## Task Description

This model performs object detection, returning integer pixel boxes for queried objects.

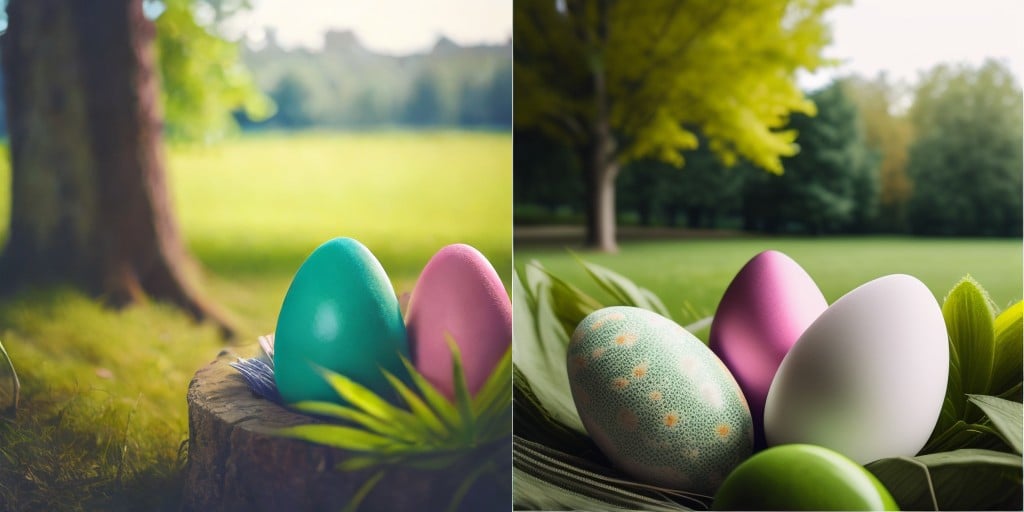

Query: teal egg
[568,306,754,495]
[273,238,409,405]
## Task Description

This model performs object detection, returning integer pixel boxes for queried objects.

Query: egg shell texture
[273,238,409,405]
[406,244,511,399]
[765,274,949,464]
[568,306,754,495]
[709,250,827,448]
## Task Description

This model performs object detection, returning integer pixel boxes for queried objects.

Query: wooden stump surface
[182,350,508,512]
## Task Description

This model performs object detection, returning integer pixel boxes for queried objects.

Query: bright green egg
[273,237,409,405]
[713,444,899,511]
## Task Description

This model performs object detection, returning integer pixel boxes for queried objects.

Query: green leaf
[937,278,995,425]
[991,301,1023,396]
[380,370,448,439]
[922,418,1007,454]
[575,256,671,318]
[968,395,1023,454]
[289,400,421,443]
[446,335,476,439]
[399,356,461,430]
[543,267,605,338]
[512,265,584,432]
[942,276,997,396]
[315,367,431,437]
[471,348,513,443]
[278,424,397,452]
[866,449,1023,511]
[937,330,965,433]
[472,347,512,417]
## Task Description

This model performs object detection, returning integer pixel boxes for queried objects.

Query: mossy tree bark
[0,0,234,337]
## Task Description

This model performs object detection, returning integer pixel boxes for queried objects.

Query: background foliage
[515,59,1023,237]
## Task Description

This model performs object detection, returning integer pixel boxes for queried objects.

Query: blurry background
[514,0,1022,322]
[0,0,510,509]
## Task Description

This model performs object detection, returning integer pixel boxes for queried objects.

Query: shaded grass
[0,130,512,510]
[0,290,224,511]
[516,237,1023,324]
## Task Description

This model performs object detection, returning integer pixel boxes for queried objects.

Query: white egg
[764,274,949,464]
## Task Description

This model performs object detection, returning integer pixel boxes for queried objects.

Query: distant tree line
[0,30,511,137]
[515,60,1023,237]
[237,30,512,130]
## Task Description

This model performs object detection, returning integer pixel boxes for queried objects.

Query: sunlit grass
[0,130,512,510]
[516,237,1023,323]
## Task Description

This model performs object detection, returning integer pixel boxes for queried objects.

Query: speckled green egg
[568,306,754,495]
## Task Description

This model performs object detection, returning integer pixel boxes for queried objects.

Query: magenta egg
[406,244,511,399]
[709,250,827,448]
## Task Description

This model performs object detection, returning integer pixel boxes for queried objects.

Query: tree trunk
[583,147,619,253]
[582,45,619,252]
[0,0,235,337]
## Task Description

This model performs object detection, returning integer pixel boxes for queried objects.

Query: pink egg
[709,250,827,448]
[406,244,511,399]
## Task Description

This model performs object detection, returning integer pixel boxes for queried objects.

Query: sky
[226,0,512,55]
[799,0,1024,89]
[228,0,1021,86]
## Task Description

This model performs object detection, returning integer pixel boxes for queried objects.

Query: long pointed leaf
[447,335,476,438]
[278,424,397,452]
[289,400,421,443]
[512,265,584,432]
[472,347,512,416]
[400,356,461,429]
[542,267,605,338]
[574,255,671,317]
[381,370,448,439]
[315,367,424,428]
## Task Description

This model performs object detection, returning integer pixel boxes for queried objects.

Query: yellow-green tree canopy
[515,0,840,172]
[154,0,272,141]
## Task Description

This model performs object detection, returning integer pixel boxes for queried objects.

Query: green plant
[513,257,1023,511]
[277,339,512,512]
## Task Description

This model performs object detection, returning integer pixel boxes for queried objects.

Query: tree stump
[183,351,508,511]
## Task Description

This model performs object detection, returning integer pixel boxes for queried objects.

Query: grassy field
[0,131,512,511]
[516,237,1023,325]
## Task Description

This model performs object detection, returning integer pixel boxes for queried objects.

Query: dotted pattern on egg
[568,306,754,495]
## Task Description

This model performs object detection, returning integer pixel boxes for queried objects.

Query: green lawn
[0,130,512,511]
[516,237,1023,325]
